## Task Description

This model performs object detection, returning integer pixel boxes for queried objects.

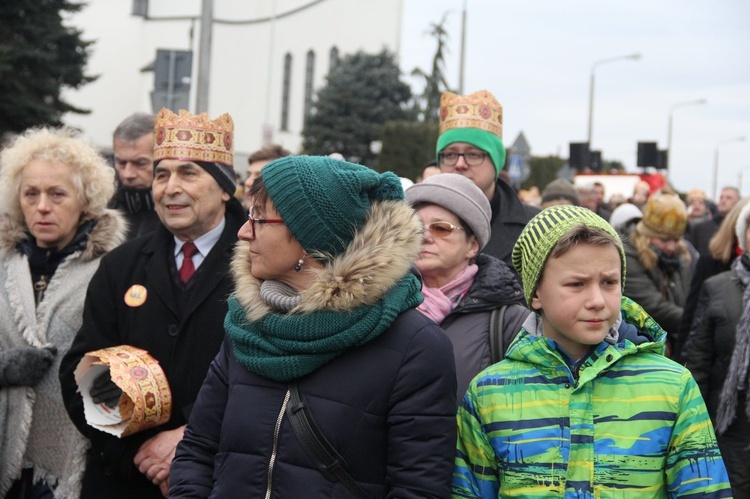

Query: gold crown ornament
[439,90,503,138]
[637,194,688,239]
[153,109,234,166]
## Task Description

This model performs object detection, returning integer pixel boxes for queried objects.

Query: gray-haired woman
[406,173,529,400]
[0,128,126,498]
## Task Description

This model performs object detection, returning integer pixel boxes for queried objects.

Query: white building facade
[63,0,403,173]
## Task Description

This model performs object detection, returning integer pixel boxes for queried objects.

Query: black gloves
[90,370,123,408]
[0,347,56,387]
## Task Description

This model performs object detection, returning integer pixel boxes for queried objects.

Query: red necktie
[179,242,198,282]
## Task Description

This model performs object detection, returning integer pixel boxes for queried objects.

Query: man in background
[436,89,538,267]
[110,113,160,240]
[241,144,291,210]
[688,186,741,257]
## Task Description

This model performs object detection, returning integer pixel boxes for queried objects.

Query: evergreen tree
[302,50,415,167]
[0,0,95,138]
[522,155,567,191]
[410,14,453,123]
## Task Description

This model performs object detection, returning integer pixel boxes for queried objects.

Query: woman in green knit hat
[170,155,457,498]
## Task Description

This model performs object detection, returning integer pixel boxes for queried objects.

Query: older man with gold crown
[59,109,246,498]
[437,90,538,267]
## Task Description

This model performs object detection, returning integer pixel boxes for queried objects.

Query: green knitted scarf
[225,273,423,382]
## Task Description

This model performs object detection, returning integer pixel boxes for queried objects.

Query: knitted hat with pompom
[261,155,405,256]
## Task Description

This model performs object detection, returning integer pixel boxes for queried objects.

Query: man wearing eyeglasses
[436,90,538,268]
[59,109,245,499]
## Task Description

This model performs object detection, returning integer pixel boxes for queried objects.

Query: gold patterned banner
[74,345,172,438]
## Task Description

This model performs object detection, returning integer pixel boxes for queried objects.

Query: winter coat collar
[0,209,127,262]
[232,200,423,321]
[506,297,667,371]
[451,253,524,315]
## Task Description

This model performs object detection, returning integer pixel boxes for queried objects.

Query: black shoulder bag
[489,305,508,364]
[286,383,369,498]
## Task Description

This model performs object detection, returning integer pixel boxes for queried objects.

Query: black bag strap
[489,305,508,364]
[286,383,369,499]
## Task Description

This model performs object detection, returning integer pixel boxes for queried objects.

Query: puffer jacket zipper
[265,389,291,499]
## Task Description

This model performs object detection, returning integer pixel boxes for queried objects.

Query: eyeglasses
[423,221,465,238]
[438,151,487,167]
[248,207,284,238]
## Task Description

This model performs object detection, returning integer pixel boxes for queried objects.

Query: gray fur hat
[405,173,491,249]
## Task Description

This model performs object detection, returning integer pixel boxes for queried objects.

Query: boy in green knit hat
[453,205,730,498]
[436,90,537,268]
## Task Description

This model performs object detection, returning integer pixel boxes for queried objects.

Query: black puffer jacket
[684,270,743,418]
[438,253,529,400]
[171,310,456,498]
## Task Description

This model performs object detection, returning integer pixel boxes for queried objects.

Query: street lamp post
[713,136,746,199]
[737,167,750,193]
[587,53,641,148]
[666,98,706,180]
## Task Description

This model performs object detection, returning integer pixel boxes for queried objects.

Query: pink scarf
[418,264,479,324]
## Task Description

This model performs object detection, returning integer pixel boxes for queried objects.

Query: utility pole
[458,0,467,94]
[196,0,213,113]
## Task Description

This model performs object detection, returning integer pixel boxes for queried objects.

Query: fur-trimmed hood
[0,209,128,261]
[232,200,423,321]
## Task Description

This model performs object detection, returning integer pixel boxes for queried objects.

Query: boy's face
[531,243,622,360]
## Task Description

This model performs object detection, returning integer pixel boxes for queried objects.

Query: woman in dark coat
[676,197,749,362]
[170,156,457,498]
[622,194,693,357]
[685,200,750,497]
[405,173,528,400]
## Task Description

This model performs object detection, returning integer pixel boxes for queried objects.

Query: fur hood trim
[232,200,422,321]
[0,209,128,261]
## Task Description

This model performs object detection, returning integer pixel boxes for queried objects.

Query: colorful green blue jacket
[453,297,731,498]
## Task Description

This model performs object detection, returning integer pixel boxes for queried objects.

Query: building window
[281,53,292,131]
[329,46,339,72]
[304,50,315,122]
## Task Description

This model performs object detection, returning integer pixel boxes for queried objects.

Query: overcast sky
[399,0,750,197]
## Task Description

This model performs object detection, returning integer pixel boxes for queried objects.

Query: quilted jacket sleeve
[386,322,457,498]
[170,338,231,497]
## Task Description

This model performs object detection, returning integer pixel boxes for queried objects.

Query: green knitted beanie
[261,155,405,256]
[436,128,506,179]
[512,205,626,307]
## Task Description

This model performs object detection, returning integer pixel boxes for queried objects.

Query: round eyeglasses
[438,151,488,167]
[248,207,284,238]
[423,221,465,238]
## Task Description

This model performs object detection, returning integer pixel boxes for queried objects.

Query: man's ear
[221,191,231,202]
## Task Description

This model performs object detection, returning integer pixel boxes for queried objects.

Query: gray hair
[0,127,115,223]
[113,113,155,142]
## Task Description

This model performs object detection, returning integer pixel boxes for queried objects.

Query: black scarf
[653,247,682,274]
[18,220,94,304]
[119,187,155,214]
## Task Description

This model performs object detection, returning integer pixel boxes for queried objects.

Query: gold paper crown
[439,90,503,138]
[153,108,234,166]
[637,194,687,239]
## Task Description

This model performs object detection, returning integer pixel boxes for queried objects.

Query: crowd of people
[0,87,742,498]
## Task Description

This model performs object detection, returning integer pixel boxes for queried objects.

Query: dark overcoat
[59,198,245,498]
[484,178,539,269]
